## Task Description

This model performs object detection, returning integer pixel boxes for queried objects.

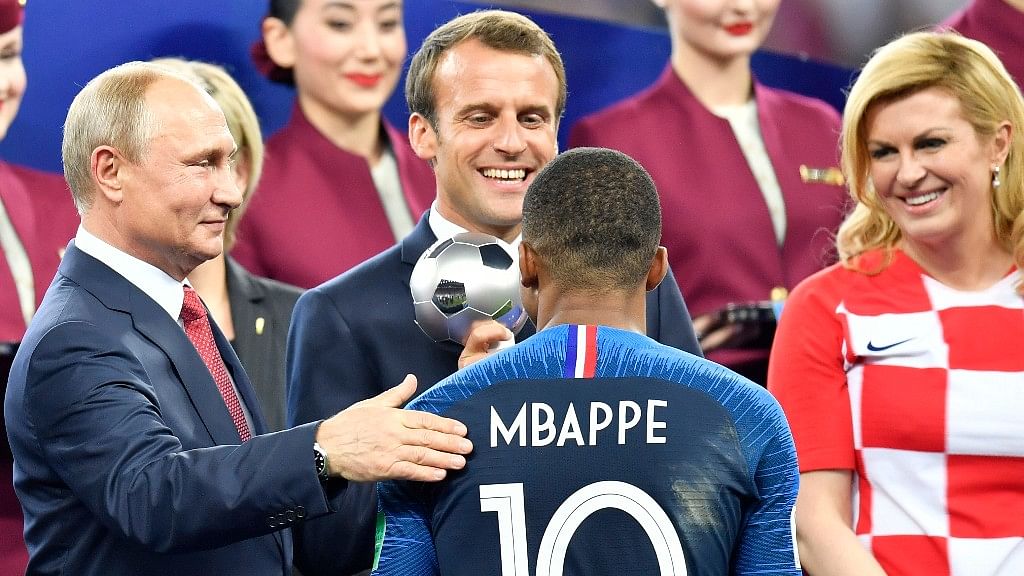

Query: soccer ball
[410,232,529,345]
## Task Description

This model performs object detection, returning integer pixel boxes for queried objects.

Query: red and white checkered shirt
[770,249,1024,575]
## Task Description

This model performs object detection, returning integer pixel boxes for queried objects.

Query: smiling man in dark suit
[4,61,471,576]
[286,10,702,576]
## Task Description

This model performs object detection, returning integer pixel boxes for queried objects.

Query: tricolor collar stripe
[564,325,598,378]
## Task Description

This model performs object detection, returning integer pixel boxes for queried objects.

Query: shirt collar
[427,202,522,252]
[75,226,188,321]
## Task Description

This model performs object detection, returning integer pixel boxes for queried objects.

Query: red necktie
[180,285,252,442]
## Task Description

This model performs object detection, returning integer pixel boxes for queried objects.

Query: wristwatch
[313,442,330,483]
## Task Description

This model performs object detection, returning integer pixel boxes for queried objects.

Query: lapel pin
[255,317,265,336]
[799,165,845,186]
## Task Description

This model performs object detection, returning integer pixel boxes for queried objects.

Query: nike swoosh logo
[866,338,914,352]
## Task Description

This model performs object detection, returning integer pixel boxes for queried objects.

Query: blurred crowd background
[0,0,972,174]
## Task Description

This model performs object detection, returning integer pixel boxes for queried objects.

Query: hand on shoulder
[315,375,473,482]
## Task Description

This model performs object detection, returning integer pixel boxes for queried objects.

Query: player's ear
[519,242,539,289]
[519,242,540,324]
[409,113,439,163]
[645,246,669,292]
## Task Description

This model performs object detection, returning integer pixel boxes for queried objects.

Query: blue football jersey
[373,325,800,576]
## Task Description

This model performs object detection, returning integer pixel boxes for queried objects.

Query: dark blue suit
[286,213,701,575]
[5,243,334,576]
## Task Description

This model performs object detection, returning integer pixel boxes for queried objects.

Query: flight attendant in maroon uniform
[0,0,79,571]
[942,0,1024,88]
[236,0,435,288]
[570,0,848,384]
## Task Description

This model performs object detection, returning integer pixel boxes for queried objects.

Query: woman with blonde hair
[155,57,302,433]
[769,31,1024,575]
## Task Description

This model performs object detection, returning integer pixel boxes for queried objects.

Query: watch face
[314,444,328,480]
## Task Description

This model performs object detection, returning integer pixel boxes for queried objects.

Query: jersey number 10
[479,481,688,576]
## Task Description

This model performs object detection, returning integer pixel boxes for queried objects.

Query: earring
[993,165,1002,189]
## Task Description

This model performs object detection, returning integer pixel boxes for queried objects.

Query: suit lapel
[61,244,245,446]
[224,257,262,383]
[209,312,269,436]
[400,212,439,267]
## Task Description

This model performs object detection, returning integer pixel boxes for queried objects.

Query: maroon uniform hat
[0,0,23,34]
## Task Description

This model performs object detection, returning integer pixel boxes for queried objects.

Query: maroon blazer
[943,0,1023,87]
[570,66,848,370]
[0,161,78,343]
[232,105,436,289]
[0,160,77,575]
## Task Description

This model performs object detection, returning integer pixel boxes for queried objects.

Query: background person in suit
[286,10,702,576]
[0,1,80,572]
[570,0,849,385]
[156,57,303,432]
[233,0,436,288]
[4,61,471,576]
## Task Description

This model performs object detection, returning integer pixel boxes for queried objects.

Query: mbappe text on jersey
[490,400,668,447]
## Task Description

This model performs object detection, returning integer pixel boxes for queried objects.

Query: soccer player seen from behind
[372,147,801,576]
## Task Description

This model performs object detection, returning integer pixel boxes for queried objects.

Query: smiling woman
[232,0,437,288]
[863,87,1009,264]
[768,31,1024,576]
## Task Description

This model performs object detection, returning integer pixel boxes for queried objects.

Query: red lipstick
[725,22,754,36]
[345,74,381,88]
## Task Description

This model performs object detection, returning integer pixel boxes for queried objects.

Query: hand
[459,320,514,370]
[692,313,738,354]
[315,375,473,482]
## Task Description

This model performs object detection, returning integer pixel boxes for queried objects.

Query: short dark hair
[522,147,662,291]
[405,10,567,129]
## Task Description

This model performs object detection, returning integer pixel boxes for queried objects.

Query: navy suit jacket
[5,243,334,576]
[286,213,701,575]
